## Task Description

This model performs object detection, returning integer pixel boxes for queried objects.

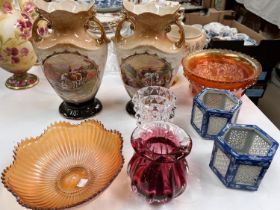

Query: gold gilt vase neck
[33,0,94,14]
[37,9,92,32]
[33,0,96,27]
[32,0,108,50]
[126,11,178,36]
[123,0,180,16]
[114,0,185,51]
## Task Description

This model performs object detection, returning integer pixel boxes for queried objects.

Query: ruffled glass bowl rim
[1,120,124,210]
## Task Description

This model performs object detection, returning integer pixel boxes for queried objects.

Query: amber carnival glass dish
[182,49,262,97]
[1,120,124,210]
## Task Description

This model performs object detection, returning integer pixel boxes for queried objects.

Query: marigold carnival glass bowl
[1,120,124,210]
[182,49,262,97]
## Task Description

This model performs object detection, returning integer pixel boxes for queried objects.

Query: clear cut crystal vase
[132,86,176,125]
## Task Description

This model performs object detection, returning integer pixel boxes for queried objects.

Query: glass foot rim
[5,73,39,90]
[59,98,103,120]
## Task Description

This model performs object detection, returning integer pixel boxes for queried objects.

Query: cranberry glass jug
[128,121,192,204]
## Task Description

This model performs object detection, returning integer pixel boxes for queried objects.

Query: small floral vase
[0,0,38,90]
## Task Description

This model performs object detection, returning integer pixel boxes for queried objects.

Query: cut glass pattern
[133,86,176,125]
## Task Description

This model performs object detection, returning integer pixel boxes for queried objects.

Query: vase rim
[123,0,180,16]
[131,121,192,162]
[33,0,95,14]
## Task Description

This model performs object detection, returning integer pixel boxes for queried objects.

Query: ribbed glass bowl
[182,49,262,97]
[1,120,124,210]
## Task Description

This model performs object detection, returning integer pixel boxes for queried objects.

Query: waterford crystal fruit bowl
[2,120,124,210]
[182,49,262,97]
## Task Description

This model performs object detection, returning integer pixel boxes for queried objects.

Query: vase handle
[31,15,52,43]
[166,19,185,48]
[115,12,135,43]
[86,15,109,45]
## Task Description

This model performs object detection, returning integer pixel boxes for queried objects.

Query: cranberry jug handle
[86,15,109,45]
[115,12,135,43]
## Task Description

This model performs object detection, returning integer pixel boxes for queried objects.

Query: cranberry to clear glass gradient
[128,121,192,204]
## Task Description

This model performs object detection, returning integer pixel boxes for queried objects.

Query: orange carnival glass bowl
[1,120,124,210]
[182,49,262,97]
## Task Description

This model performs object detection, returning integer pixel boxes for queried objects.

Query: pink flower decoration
[11,56,20,64]
[23,1,35,14]
[37,26,49,37]
[3,1,13,14]
[4,48,11,56]
[20,30,30,40]
[11,48,19,56]
[20,48,29,56]
[21,12,31,20]
[4,48,19,56]
[16,14,33,40]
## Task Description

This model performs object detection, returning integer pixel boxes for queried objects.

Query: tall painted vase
[31,0,109,120]
[113,0,185,115]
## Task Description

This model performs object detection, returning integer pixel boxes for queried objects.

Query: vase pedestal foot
[59,98,102,120]
[5,73,39,90]
[126,100,135,116]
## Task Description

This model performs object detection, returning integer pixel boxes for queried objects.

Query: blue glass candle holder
[191,88,242,139]
[209,124,279,191]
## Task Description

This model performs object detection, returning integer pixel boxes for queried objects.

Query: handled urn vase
[0,0,38,90]
[112,0,185,115]
[31,0,109,120]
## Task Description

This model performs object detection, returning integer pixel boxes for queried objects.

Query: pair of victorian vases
[1,0,186,119]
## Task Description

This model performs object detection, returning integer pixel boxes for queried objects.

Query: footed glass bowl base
[59,98,102,120]
[126,100,135,116]
[5,73,39,90]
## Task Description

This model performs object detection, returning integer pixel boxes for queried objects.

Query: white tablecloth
[236,0,280,28]
[0,64,280,210]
